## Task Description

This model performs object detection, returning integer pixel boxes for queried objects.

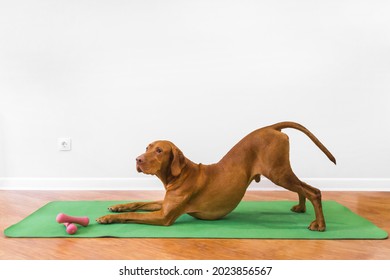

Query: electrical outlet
[58,138,72,151]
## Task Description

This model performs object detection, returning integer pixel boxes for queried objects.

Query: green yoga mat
[4,200,388,239]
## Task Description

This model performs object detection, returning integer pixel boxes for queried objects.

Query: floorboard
[1,190,389,260]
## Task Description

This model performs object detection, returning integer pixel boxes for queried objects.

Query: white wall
[1,0,389,190]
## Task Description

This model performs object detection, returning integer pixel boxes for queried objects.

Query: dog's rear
[270,122,336,164]
[246,122,336,231]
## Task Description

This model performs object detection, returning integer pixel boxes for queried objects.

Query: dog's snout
[136,156,144,163]
[135,155,145,173]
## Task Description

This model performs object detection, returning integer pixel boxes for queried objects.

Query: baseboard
[0,178,163,191]
[0,177,389,191]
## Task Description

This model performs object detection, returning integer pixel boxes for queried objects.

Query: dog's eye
[156,147,163,154]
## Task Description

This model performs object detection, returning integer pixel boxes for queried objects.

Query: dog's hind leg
[268,172,306,213]
[298,181,326,231]
[267,170,326,231]
[291,193,306,213]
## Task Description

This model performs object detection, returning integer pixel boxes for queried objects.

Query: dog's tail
[270,122,336,165]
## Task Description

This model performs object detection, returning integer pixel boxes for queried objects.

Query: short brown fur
[97,122,336,231]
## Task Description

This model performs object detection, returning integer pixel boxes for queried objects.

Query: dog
[96,122,336,231]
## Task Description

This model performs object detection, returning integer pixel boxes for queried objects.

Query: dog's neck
[156,171,171,187]
[156,160,198,187]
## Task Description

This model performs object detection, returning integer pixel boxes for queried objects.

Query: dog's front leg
[96,210,178,226]
[108,201,163,212]
[96,198,185,226]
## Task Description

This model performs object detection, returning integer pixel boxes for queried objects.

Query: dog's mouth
[136,164,156,176]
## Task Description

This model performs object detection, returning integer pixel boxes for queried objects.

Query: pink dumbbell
[64,223,78,235]
[56,213,90,227]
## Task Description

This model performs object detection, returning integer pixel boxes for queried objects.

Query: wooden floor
[0,190,389,260]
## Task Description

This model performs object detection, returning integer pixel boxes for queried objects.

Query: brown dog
[97,122,336,231]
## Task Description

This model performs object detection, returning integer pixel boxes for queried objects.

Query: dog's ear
[170,145,186,177]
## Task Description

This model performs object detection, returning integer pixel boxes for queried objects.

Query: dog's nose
[136,156,143,163]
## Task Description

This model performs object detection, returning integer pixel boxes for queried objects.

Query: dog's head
[136,140,187,179]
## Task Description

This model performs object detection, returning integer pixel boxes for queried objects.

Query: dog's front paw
[108,204,128,212]
[96,215,114,224]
